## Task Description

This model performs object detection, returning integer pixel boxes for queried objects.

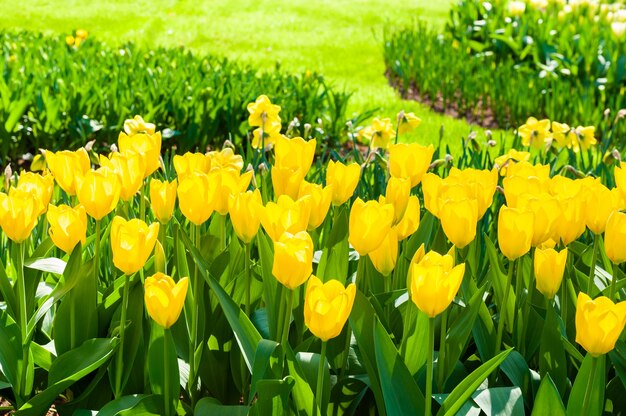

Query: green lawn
[0,0,495,148]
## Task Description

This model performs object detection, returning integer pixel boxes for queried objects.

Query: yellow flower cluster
[518,117,597,152]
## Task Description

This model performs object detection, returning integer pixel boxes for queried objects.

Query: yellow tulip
[75,168,121,220]
[99,151,146,201]
[517,193,560,247]
[421,172,443,216]
[326,160,360,206]
[518,117,551,149]
[110,216,160,275]
[439,198,478,249]
[144,273,189,329]
[47,204,87,254]
[409,251,465,318]
[150,179,177,224]
[583,180,621,235]
[0,191,39,243]
[118,128,162,178]
[271,165,307,200]
[45,148,91,195]
[124,115,155,135]
[304,275,356,341]
[388,143,434,187]
[503,176,548,208]
[395,195,420,241]
[173,152,211,178]
[177,171,221,225]
[229,189,262,244]
[506,160,551,181]
[498,206,534,261]
[259,195,311,242]
[534,247,567,299]
[385,177,411,224]
[494,149,530,176]
[247,95,281,127]
[605,211,626,264]
[575,292,626,356]
[214,169,253,215]
[369,227,398,276]
[15,171,54,215]
[207,148,244,172]
[446,168,497,219]
[298,181,333,230]
[274,136,316,174]
[348,198,394,255]
[549,175,583,199]
[272,231,314,289]
[553,196,586,246]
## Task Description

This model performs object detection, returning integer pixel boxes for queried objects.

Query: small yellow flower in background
[359,118,395,150]
[173,152,211,178]
[389,143,434,187]
[124,115,155,136]
[272,231,314,289]
[259,195,311,242]
[0,191,39,243]
[304,275,356,341]
[118,116,162,178]
[30,154,46,172]
[369,227,398,276]
[251,126,282,149]
[508,0,526,16]
[66,35,75,47]
[534,247,567,299]
[247,95,281,127]
[208,148,244,172]
[214,169,253,215]
[575,292,626,356]
[612,21,626,38]
[551,121,574,150]
[395,195,420,241]
[150,178,177,224]
[298,181,333,230]
[15,172,54,215]
[409,250,465,318]
[498,206,534,261]
[75,29,88,40]
[45,148,91,195]
[348,198,394,255]
[605,210,626,264]
[573,126,597,152]
[144,273,189,329]
[518,117,552,149]
[47,204,87,254]
[326,160,360,206]
[177,171,221,225]
[494,148,530,176]
[439,198,478,249]
[110,216,160,276]
[385,177,411,224]
[100,151,146,201]
[397,112,422,135]
[75,168,121,221]
[229,189,262,244]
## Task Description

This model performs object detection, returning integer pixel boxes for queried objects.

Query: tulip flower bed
[1,94,626,416]
[0,30,358,164]
[384,0,626,135]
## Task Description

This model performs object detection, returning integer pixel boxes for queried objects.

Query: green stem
[188,224,202,406]
[139,179,146,221]
[276,285,286,342]
[159,222,167,273]
[164,328,172,416]
[69,290,76,349]
[245,243,251,316]
[495,259,515,358]
[94,219,101,283]
[587,234,599,294]
[521,249,535,356]
[314,341,328,416]
[610,262,618,301]
[384,274,392,320]
[513,255,524,331]
[437,309,448,392]
[425,317,435,416]
[114,273,130,398]
[581,356,599,416]
[281,289,294,352]
[221,215,227,250]
[16,242,29,401]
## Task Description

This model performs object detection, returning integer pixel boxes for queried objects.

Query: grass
[0,0,497,149]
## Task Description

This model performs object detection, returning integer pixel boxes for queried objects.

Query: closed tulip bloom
[274,136,316,174]
[110,216,160,275]
[549,175,583,199]
[144,273,189,329]
[506,160,551,182]
[395,195,420,241]
[389,143,434,187]
[369,227,398,276]
[503,176,548,208]
[605,211,626,264]
[447,168,497,218]
[150,179,177,224]
[517,194,560,247]
[575,292,626,356]
[208,148,245,173]
[45,148,91,195]
[584,180,621,235]
[439,198,478,249]
[0,191,39,243]
[124,115,155,135]
[173,152,211,178]
[177,171,221,225]
[214,169,253,215]
[118,126,162,178]
[298,181,333,230]
[421,172,443,216]
[326,160,360,206]
[409,251,465,318]
[534,247,567,299]
[259,195,311,241]
[304,275,356,341]
[385,177,411,224]
[75,168,121,220]
[498,206,534,261]
[494,149,530,176]
[229,189,262,244]
[100,151,146,201]
[553,196,586,246]
[348,198,394,255]
[15,171,54,215]
[272,231,314,289]
[272,166,307,200]
[47,204,87,254]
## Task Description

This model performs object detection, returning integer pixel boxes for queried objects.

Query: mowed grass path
[0,0,493,147]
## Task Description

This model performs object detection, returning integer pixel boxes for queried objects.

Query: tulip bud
[395,195,421,241]
[173,152,211,179]
[368,227,398,276]
[575,292,626,356]
[498,206,534,261]
[274,136,316,174]
[298,181,333,230]
[348,198,394,255]
[177,171,221,225]
[259,195,311,242]
[110,216,160,275]
[100,151,146,201]
[0,191,39,243]
[304,275,356,341]
[439,198,478,249]
[150,178,177,224]
[144,273,189,328]
[229,189,262,244]
[47,204,87,254]
[207,147,244,172]
[45,148,91,195]
[534,247,567,299]
[214,170,253,215]
[118,128,162,178]
[75,167,122,221]
[385,177,411,224]
[388,143,434,187]
[326,160,360,206]
[15,172,54,215]
[605,210,626,264]
[272,231,314,289]
[272,166,307,200]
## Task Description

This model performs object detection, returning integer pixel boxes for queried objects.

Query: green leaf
[473,387,524,416]
[316,204,350,283]
[436,349,512,416]
[195,397,249,415]
[256,232,281,340]
[286,346,319,416]
[30,342,55,372]
[296,351,331,414]
[0,256,18,317]
[531,374,565,416]
[500,351,531,407]
[98,394,151,416]
[399,300,430,375]
[566,354,605,416]
[248,339,281,404]
[0,310,21,390]
[253,376,295,416]
[24,257,66,275]
[148,325,179,415]
[539,302,567,395]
